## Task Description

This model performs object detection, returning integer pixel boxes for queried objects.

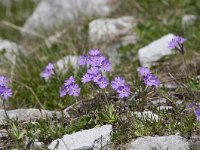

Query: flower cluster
[60,76,81,97]
[138,67,160,87]
[188,102,200,121]
[111,77,130,98]
[168,35,186,54]
[0,76,12,100]
[80,49,112,89]
[41,63,55,80]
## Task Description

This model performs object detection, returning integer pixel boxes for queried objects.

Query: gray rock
[138,33,175,67]
[133,111,159,122]
[89,16,137,44]
[48,125,112,150]
[127,135,190,150]
[0,129,7,139]
[0,109,61,124]
[55,55,79,74]
[157,106,173,111]
[23,0,115,33]
[26,139,44,149]
[182,15,197,28]
[151,98,167,105]
[0,38,23,63]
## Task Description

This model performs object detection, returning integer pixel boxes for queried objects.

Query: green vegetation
[0,0,200,149]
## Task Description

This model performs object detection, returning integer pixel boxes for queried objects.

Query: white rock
[48,125,112,150]
[0,109,61,124]
[138,33,175,67]
[133,111,159,122]
[56,55,79,74]
[157,106,173,111]
[0,38,23,63]
[151,98,167,105]
[23,0,114,33]
[89,16,137,44]
[182,14,197,28]
[127,135,190,150]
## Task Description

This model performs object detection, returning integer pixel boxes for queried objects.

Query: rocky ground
[0,0,200,149]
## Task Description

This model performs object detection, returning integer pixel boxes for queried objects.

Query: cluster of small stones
[0,0,199,149]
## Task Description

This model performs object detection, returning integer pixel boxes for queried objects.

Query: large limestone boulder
[48,125,112,150]
[23,0,115,34]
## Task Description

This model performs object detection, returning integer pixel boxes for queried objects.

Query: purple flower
[117,85,130,98]
[0,76,8,86]
[194,108,200,122]
[97,77,109,89]
[87,67,99,75]
[41,63,55,80]
[68,84,81,97]
[82,73,92,83]
[79,54,88,66]
[168,36,186,49]
[144,74,160,87]
[101,59,112,72]
[188,102,195,109]
[0,86,12,100]
[64,76,75,86]
[111,77,125,90]
[87,55,105,67]
[93,74,102,83]
[89,49,101,56]
[138,67,151,77]
[59,86,69,97]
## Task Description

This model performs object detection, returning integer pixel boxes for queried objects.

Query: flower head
[87,55,105,67]
[68,84,81,97]
[79,54,88,66]
[144,74,160,87]
[0,76,8,86]
[0,86,12,100]
[111,77,125,90]
[138,67,151,77]
[194,108,200,122]
[101,59,112,72]
[117,85,130,98]
[64,76,75,86]
[97,77,109,89]
[87,67,99,75]
[82,73,92,83]
[41,63,55,80]
[89,49,101,56]
[168,35,186,53]
[188,102,195,109]
[59,86,69,97]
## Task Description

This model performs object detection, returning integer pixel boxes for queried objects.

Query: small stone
[26,139,44,149]
[160,83,179,90]
[176,100,183,105]
[0,109,61,124]
[133,111,159,122]
[89,16,137,44]
[127,135,190,150]
[182,14,197,28]
[157,106,173,111]
[48,125,112,150]
[151,98,167,105]
[138,33,175,67]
